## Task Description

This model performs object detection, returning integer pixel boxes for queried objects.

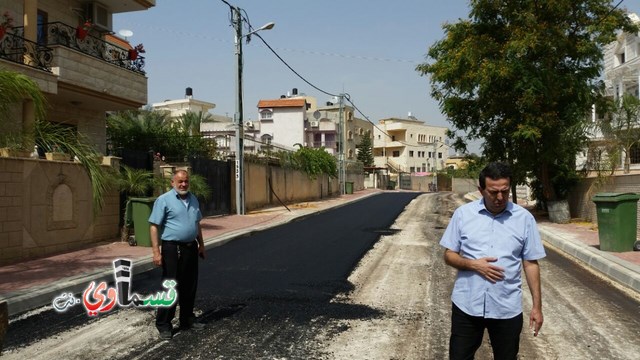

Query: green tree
[292,144,338,179]
[417,0,637,203]
[356,131,374,167]
[176,111,212,136]
[107,109,214,160]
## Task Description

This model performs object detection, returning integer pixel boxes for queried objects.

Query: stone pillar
[23,0,38,67]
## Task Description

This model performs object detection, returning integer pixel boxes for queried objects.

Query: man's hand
[153,251,162,267]
[471,257,505,283]
[530,307,543,336]
[198,243,206,259]
[443,250,504,283]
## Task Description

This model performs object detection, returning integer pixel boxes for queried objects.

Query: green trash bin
[592,192,640,252]
[129,197,157,247]
[345,182,354,194]
[387,180,396,190]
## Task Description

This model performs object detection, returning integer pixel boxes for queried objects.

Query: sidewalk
[1,189,639,319]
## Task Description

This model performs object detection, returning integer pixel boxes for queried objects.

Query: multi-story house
[254,89,374,160]
[309,100,373,160]
[1,0,153,152]
[151,87,215,118]
[582,12,640,172]
[0,1,154,265]
[372,115,449,174]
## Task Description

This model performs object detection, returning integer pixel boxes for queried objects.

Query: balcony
[3,23,145,74]
[1,22,147,107]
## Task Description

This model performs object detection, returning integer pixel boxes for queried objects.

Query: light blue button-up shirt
[440,199,545,319]
[148,188,202,243]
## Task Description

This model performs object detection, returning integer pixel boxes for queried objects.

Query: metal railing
[0,31,53,71]
[7,22,145,74]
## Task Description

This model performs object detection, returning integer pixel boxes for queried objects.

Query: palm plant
[175,111,212,136]
[1,69,111,214]
[116,166,154,242]
[0,69,47,150]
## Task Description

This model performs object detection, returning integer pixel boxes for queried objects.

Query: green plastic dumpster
[345,182,354,194]
[592,193,640,252]
[129,197,157,247]
[387,180,396,190]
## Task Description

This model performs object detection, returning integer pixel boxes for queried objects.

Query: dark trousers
[156,240,199,332]
[449,303,523,360]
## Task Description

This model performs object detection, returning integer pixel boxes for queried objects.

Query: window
[37,10,48,45]
[392,151,400,157]
[260,110,273,120]
[438,152,443,159]
[409,151,414,157]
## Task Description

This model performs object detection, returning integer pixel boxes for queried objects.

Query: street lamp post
[230,5,274,215]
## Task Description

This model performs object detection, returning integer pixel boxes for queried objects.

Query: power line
[220,0,434,150]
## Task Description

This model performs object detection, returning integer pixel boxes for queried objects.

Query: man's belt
[161,240,197,247]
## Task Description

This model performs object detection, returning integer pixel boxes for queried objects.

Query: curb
[539,226,640,293]
[1,191,382,317]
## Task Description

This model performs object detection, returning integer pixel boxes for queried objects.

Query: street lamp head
[246,22,275,37]
[259,22,275,31]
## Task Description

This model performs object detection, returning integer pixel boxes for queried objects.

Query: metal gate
[190,158,231,216]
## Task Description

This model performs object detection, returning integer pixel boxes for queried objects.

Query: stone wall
[0,157,119,266]
[568,174,640,238]
[244,162,343,211]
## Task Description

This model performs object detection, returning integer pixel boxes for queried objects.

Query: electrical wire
[220,0,440,150]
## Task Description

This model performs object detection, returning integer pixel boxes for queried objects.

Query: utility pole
[338,94,345,194]
[232,6,245,215]
[223,0,274,215]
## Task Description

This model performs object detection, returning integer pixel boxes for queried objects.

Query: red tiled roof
[257,99,306,108]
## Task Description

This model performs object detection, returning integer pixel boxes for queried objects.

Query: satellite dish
[313,110,321,120]
[118,29,133,39]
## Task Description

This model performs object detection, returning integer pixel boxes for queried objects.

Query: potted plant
[0,11,14,40]
[76,19,92,40]
[44,144,70,161]
[128,43,145,60]
[0,133,32,158]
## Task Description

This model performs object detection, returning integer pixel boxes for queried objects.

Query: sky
[113,0,640,155]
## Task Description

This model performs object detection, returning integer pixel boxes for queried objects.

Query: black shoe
[180,318,205,331]
[158,328,173,340]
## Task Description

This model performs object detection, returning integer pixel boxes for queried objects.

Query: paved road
[3,192,640,359]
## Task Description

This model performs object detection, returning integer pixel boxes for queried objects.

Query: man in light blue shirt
[440,162,545,359]
[149,170,206,340]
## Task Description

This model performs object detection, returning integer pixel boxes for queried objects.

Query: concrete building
[257,97,308,150]
[372,115,449,174]
[311,100,373,159]
[1,0,153,153]
[0,0,154,265]
[581,12,640,173]
[255,89,374,159]
[151,87,216,118]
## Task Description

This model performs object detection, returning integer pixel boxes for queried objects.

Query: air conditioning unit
[310,121,319,127]
[245,121,254,128]
[86,2,112,31]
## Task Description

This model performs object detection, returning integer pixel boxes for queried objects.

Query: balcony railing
[0,31,53,71]
[6,22,145,74]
